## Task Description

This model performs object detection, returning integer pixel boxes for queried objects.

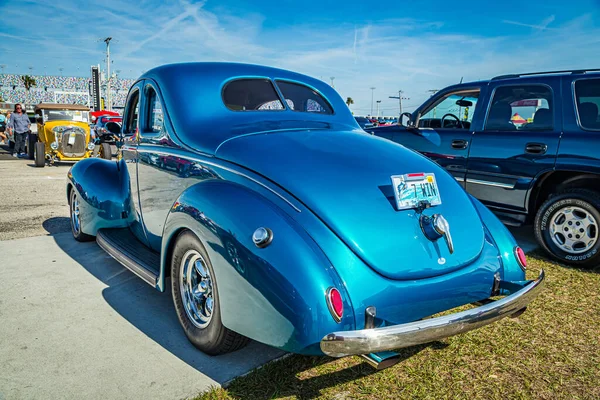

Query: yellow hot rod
[32,103,95,167]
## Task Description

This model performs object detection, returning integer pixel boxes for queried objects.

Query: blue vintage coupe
[67,62,544,368]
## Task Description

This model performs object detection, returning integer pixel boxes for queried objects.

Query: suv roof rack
[491,69,600,81]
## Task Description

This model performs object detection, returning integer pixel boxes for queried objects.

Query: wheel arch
[159,179,354,354]
[66,157,132,236]
[527,170,600,222]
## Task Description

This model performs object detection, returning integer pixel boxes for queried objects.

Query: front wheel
[70,189,94,242]
[34,142,45,167]
[171,230,249,355]
[100,143,112,160]
[534,189,600,268]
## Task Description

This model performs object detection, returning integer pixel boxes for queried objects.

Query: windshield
[42,109,89,123]
[419,90,480,129]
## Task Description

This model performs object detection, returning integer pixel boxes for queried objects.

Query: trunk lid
[216,129,485,280]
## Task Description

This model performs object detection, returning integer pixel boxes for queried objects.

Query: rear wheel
[534,189,600,268]
[34,142,45,167]
[69,189,94,242]
[101,143,112,160]
[171,230,249,355]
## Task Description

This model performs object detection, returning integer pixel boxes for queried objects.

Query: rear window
[575,78,600,130]
[275,81,333,114]
[223,79,284,111]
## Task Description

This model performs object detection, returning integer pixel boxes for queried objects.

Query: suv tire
[171,230,249,355]
[534,189,600,268]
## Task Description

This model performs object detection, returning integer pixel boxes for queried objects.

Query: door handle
[525,143,547,154]
[451,139,468,149]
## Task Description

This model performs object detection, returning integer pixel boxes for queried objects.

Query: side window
[124,90,140,134]
[222,79,284,111]
[145,86,164,134]
[574,78,600,130]
[419,89,480,129]
[275,81,333,114]
[485,85,553,131]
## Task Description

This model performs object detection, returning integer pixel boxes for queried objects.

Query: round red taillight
[515,246,527,271]
[326,287,343,323]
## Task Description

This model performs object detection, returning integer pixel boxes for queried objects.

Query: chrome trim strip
[466,178,514,189]
[134,146,302,213]
[96,231,158,287]
[454,176,465,182]
[320,270,545,357]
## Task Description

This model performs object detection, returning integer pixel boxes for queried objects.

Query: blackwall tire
[69,189,94,242]
[534,189,600,268]
[101,143,112,160]
[34,142,45,168]
[171,230,249,355]
[27,134,36,160]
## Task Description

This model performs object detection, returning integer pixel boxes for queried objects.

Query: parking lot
[0,148,284,399]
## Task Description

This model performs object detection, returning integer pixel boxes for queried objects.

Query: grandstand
[0,74,135,110]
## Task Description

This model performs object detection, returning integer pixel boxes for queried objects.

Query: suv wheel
[534,189,600,268]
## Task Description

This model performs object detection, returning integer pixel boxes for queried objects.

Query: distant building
[0,74,135,110]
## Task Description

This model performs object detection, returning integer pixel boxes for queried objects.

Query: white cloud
[1,2,599,115]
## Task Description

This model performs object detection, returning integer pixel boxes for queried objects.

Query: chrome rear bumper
[321,270,545,357]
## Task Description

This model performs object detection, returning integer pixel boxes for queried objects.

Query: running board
[96,228,160,287]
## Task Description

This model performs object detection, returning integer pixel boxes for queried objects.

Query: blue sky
[1,0,600,114]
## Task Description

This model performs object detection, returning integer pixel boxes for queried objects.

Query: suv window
[575,78,600,130]
[419,89,479,129]
[145,86,164,134]
[485,85,553,131]
[125,90,140,134]
[275,81,333,114]
[223,79,284,111]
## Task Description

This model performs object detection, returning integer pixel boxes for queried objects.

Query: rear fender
[66,158,133,236]
[161,180,354,354]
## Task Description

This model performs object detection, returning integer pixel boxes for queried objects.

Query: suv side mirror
[399,112,413,127]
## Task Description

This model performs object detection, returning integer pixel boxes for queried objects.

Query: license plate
[68,133,76,145]
[391,173,442,211]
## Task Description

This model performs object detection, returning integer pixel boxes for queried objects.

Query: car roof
[35,103,90,112]
[137,62,357,155]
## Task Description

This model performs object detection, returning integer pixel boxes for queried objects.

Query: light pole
[370,87,376,116]
[376,100,381,118]
[0,64,5,75]
[103,37,113,111]
[59,67,64,76]
[330,76,335,88]
[389,90,410,117]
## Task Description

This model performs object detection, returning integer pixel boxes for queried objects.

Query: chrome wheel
[71,192,81,234]
[550,206,598,254]
[180,250,214,328]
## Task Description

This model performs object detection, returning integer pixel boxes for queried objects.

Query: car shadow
[50,231,285,384]
[227,341,448,399]
[42,216,71,235]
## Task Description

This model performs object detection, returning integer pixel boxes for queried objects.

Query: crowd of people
[0,74,135,108]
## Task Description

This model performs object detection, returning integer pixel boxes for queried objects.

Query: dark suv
[369,69,600,267]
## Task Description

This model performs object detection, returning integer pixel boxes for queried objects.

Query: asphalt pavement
[0,148,540,399]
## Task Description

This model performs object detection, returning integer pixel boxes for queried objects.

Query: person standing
[7,104,30,158]
[0,113,7,144]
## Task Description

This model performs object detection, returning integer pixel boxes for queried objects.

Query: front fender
[66,158,132,236]
[161,180,354,354]
[470,195,525,282]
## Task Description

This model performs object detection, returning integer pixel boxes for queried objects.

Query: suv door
[467,78,562,222]
[120,81,149,245]
[384,86,484,186]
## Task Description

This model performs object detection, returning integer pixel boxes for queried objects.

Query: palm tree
[346,97,354,108]
[21,75,37,91]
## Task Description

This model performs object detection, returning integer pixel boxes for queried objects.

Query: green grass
[197,253,600,400]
